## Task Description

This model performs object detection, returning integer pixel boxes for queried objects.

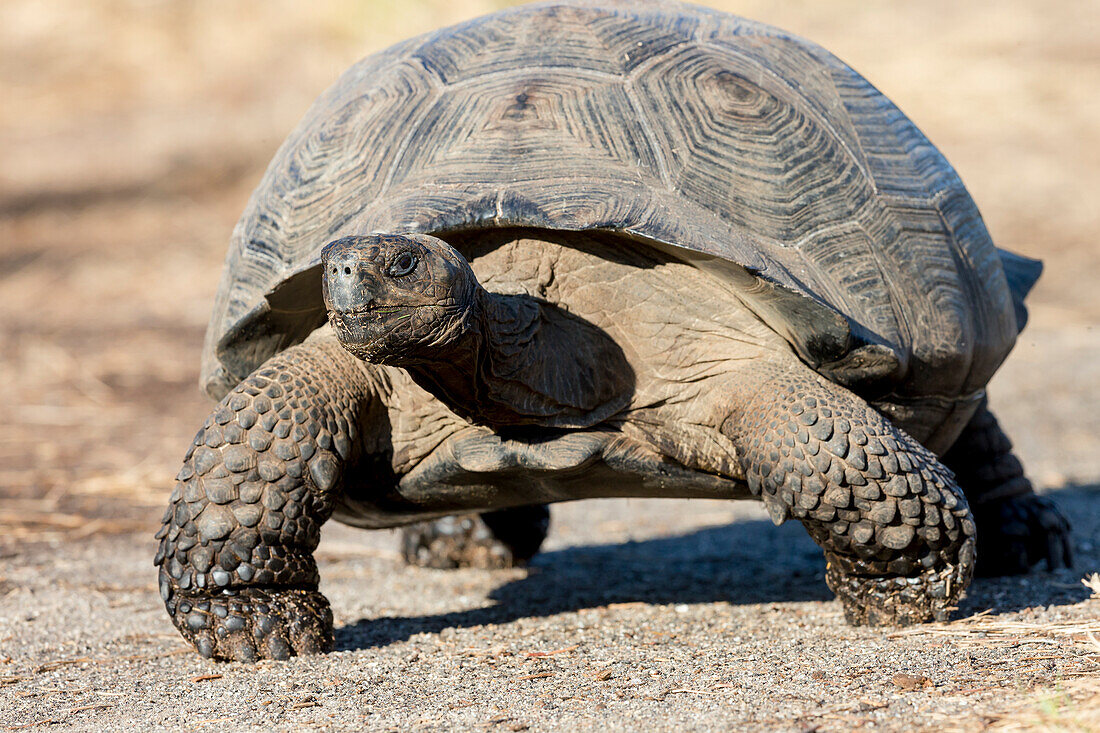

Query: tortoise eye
[388,252,418,277]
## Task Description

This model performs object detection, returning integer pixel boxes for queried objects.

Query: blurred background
[1,0,1097,549]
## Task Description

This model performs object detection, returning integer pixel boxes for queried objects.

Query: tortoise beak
[321,243,378,314]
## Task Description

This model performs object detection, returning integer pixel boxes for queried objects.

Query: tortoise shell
[202,0,1036,444]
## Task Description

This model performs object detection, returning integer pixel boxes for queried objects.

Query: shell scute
[204,0,1027,438]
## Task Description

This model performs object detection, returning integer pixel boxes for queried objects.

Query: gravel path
[2,481,1097,731]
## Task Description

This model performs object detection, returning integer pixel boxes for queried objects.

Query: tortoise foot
[975,493,1072,576]
[402,514,521,569]
[165,581,333,661]
[827,559,971,626]
[401,506,550,569]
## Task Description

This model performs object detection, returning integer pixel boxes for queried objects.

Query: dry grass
[987,679,1100,732]
[890,607,1100,681]
[889,608,1100,645]
[885,599,1100,731]
[1082,574,1100,600]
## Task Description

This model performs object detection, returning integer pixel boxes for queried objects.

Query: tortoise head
[321,233,480,365]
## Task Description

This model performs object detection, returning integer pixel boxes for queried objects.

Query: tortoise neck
[403,287,633,429]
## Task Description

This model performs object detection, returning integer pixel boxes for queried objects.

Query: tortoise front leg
[154,338,385,661]
[722,361,976,626]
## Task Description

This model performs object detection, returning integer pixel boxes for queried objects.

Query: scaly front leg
[155,337,385,660]
[722,360,976,626]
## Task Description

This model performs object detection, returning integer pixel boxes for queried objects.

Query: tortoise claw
[164,581,334,662]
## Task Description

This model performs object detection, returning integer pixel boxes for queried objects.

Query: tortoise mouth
[328,303,421,324]
[328,309,387,361]
[327,304,428,364]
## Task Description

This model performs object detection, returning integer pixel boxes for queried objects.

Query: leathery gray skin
[154,231,1068,661]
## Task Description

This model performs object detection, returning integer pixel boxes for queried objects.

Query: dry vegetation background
[0,0,1098,730]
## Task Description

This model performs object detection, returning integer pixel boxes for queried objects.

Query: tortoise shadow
[335,483,1098,652]
[336,515,830,651]
[956,482,1099,617]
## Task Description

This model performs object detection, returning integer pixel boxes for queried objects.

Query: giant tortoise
[155,0,1070,661]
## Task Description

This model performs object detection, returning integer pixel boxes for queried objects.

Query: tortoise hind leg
[154,337,387,661]
[401,505,551,569]
[941,398,1071,575]
[720,360,976,626]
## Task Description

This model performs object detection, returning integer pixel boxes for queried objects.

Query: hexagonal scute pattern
[204,0,1018,408]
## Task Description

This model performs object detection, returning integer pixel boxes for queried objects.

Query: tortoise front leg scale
[154,338,385,661]
[722,361,977,625]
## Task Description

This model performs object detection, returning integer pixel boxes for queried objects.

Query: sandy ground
[1,0,1099,730]
[1,492,1099,732]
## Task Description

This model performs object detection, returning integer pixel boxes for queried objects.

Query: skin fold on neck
[401,285,635,430]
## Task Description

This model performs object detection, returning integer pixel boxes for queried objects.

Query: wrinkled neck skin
[401,286,632,430]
